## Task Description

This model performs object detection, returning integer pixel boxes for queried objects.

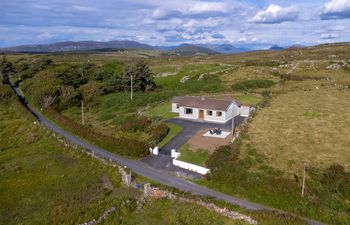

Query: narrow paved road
[9,82,324,225]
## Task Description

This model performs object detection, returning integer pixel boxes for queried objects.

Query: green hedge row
[232,79,275,92]
[45,107,150,158]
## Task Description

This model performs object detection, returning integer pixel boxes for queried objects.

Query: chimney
[201,96,205,101]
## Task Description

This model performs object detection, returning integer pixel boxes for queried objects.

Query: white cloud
[187,2,230,16]
[250,4,299,24]
[151,8,181,20]
[37,32,56,39]
[72,5,96,12]
[321,33,340,39]
[237,37,258,43]
[321,0,350,19]
[238,37,247,43]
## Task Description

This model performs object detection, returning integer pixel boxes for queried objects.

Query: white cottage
[171,96,244,123]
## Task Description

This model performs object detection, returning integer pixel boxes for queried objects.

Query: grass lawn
[158,123,183,147]
[234,94,262,106]
[144,101,177,119]
[178,144,209,167]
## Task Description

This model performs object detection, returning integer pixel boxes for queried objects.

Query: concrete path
[9,81,324,225]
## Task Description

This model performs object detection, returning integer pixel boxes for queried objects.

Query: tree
[56,85,81,110]
[79,81,103,102]
[124,61,157,92]
[57,66,88,88]
[0,56,16,84]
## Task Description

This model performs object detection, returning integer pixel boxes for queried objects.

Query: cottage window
[207,110,213,116]
[185,108,193,115]
[216,111,222,117]
[176,104,179,109]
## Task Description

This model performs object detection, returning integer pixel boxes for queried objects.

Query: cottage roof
[172,96,234,111]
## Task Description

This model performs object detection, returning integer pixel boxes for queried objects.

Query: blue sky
[0,0,350,49]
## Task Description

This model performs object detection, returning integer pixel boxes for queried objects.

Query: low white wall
[173,159,210,175]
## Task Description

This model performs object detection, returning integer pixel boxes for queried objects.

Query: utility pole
[130,75,133,100]
[81,101,85,126]
[231,107,236,140]
[301,162,307,197]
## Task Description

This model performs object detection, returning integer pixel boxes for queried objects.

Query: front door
[199,110,204,119]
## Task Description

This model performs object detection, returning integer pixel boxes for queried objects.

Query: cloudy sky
[1,0,350,49]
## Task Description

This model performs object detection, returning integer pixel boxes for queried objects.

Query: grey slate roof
[172,96,234,111]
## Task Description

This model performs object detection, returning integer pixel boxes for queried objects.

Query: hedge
[44,107,149,158]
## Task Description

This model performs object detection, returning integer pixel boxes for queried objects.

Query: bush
[79,81,104,102]
[149,122,169,146]
[45,107,149,158]
[54,85,81,111]
[232,80,275,92]
[0,84,15,104]
[322,164,350,194]
[207,145,240,173]
[119,116,152,132]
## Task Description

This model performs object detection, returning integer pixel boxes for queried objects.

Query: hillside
[1,40,157,53]
[2,42,350,225]
[165,44,220,56]
[199,44,250,54]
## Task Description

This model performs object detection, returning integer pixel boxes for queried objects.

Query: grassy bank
[158,123,183,147]
[178,144,209,166]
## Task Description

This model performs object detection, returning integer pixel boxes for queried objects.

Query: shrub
[322,164,350,195]
[232,80,275,92]
[79,81,104,102]
[54,85,81,111]
[149,122,169,146]
[0,84,15,104]
[119,116,152,132]
[207,145,240,173]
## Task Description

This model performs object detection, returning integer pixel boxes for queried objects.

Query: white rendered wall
[203,109,226,123]
[179,107,199,120]
[171,103,179,113]
[239,106,251,117]
[173,159,210,175]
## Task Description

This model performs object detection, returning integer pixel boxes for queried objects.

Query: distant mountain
[198,44,250,54]
[165,44,220,56]
[288,44,306,49]
[269,45,285,50]
[156,45,179,51]
[1,40,156,53]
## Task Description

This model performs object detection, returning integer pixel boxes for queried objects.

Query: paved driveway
[142,116,245,176]
[161,116,245,155]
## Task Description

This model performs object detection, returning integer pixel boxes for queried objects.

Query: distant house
[171,96,249,123]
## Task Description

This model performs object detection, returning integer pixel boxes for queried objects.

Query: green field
[0,84,309,225]
[4,43,350,224]
[0,86,134,224]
